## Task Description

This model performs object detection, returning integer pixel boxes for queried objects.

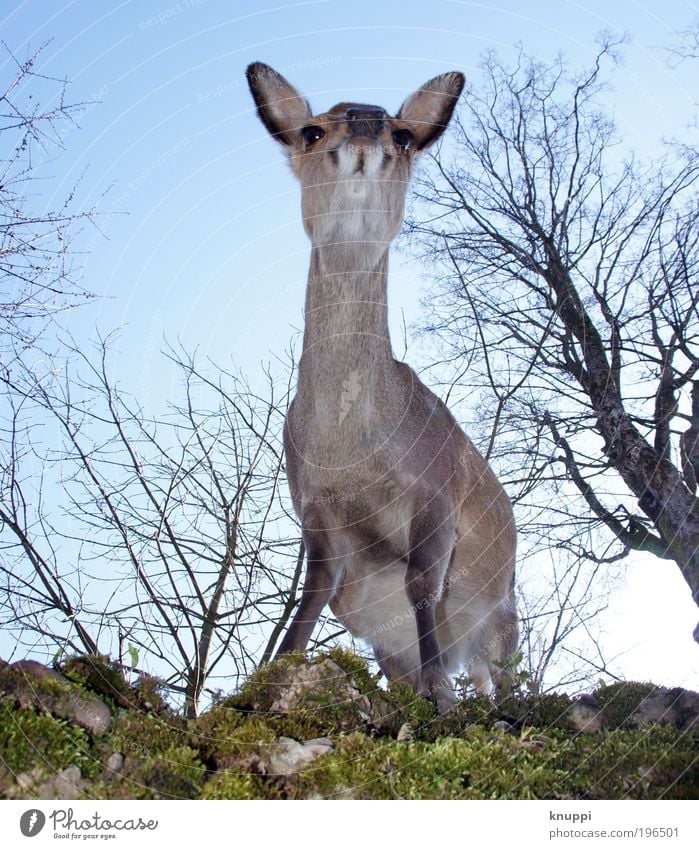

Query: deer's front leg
[277,509,344,655]
[405,501,458,714]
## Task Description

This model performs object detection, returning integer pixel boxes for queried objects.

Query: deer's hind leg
[486,593,519,696]
[405,499,458,714]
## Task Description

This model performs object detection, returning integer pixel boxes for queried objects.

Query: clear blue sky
[2,0,696,395]
[1,0,697,687]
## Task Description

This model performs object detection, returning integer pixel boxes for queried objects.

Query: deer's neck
[300,244,393,371]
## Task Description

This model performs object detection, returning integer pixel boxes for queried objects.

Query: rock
[11,766,89,800]
[48,766,86,799]
[265,736,333,776]
[15,768,43,792]
[396,722,414,742]
[305,736,334,752]
[676,688,699,730]
[11,660,67,683]
[254,658,372,733]
[64,692,112,735]
[35,766,89,800]
[492,719,514,733]
[630,687,699,731]
[106,752,125,773]
[2,658,112,735]
[568,694,606,733]
[270,659,370,714]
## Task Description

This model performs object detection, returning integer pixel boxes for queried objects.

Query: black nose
[345,106,385,137]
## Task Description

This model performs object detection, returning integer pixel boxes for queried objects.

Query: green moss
[291,732,378,799]
[61,655,134,709]
[227,652,306,713]
[107,711,191,760]
[385,681,437,723]
[201,769,275,800]
[134,745,205,799]
[560,725,699,799]
[417,693,496,742]
[2,650,696,800]
[190,703,245,767]
[262,707,334,741]
[594,682,658,729]
[89,745,206,800]
[289,722,697,800]
[322,647,379,696]
[0,698,98,779]
[497,691,574,731]
[0,664,72,702]
[264,694,368,740]
[293,726,568,799]
[195,717,277,771]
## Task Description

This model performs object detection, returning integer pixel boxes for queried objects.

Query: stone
[10,660,67,683]
[36,766,88,800]
[2,658,112,735]
[15,768,42,791]
[631,687,699,731]
[396,722,414,742]
[264,736,334,776]
[12,766,89,800]
[263,658,372,732]
[64,692,112,735]
[106,752,125,773]
[568,694,606,733]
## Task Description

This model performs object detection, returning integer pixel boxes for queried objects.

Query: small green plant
[126,645,139,670]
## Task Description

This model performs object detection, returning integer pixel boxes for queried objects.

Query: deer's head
[247,63,464,257]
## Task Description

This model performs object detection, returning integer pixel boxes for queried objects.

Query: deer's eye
[301,125,325,146]
[392,129,414,151]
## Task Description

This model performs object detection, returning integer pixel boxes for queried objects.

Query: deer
[246,62,518,712]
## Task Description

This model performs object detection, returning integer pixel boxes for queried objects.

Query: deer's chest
[285,379,406,471]
[285,402,416,558]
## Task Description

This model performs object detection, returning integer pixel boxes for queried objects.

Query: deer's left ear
[397,71,465,151]
[247,62,312,147]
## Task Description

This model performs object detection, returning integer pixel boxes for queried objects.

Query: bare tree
[405,40,699,666]
[664,18,699,66]
[0,337,304,715]
[0,44,353,712]
[1,41,100,364]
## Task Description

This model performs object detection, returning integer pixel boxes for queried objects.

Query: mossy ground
[293,724,698,800]
[60,655,169,713]
[1,652,696,800]
[593,681,658,728]
[0,700,97,779]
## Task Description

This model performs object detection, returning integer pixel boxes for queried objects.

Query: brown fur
[247,63,517,711]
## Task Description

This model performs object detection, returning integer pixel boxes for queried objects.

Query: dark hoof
[419,677,458,714]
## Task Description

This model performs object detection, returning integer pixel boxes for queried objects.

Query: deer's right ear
[246,63,312,148]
